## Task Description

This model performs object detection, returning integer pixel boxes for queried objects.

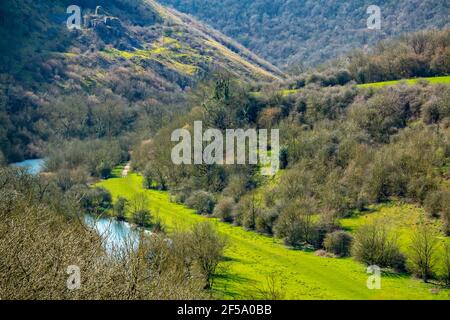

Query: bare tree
[408,221,438,282]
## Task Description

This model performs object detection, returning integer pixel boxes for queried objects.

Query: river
[84,215,141,252]
[11,158,140,251]
[12,159,45,175]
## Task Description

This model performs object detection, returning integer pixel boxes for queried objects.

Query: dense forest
[160,0,450,69]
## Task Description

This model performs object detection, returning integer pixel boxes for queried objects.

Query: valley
[97,173,450,300]
[1,0,450,302]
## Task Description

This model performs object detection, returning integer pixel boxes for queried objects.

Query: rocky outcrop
[83,12,141,50]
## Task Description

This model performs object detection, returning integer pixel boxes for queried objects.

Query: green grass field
[357,75,450,88]
[274,75,450,97]
[96,174,450,300]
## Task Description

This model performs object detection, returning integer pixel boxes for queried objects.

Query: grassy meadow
[97,173,450,300]
[357,75,450,88]
[275,76,450,97]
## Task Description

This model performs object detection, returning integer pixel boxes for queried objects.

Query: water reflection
[84,215,142,252]
[12,159,45,175]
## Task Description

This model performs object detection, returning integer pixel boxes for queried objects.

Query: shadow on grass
[110,165,125,179]
[213,271,255,299]
[221,255,240,263]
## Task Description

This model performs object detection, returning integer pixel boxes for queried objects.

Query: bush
[422,97,450,124]
[255,208,278,235]
[424,190,450,235]
[177,222,227,289]
[213,197,235,222]
[129,193,152,227]
[96,161,112,179]
[79,187,112,215]
[279,146,289,169]
[223,175,248,202]
[443,211,450,236]
[442,243,450,286]
[186,191,216,215]
[142,166,154,189]
[273,199,318,248]
[323,231,353,257]
[407,222,439,282]
[235,194,261,230]
[132,209,152,228]
[351,220,405,269]
[113,197,128,221]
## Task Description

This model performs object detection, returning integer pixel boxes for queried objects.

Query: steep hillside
[159,0,450,69]
[0,0,283,162]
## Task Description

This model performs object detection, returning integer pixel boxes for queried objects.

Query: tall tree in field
[408,221,439,282]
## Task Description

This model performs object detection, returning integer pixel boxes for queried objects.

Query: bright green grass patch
[266,76,450,97]
[110,165,124,179]
[102,45,199,76]
[96,174,450,300]
[341,202,450,257]
[280,89,301,96]
[357,76,450,88]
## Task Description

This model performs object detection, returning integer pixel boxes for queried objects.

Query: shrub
[151,216,165,233]
[129,193,151,227]
[234,194,261,230]
[113,197,128,221]
[424,190,450,217]
[186,191,216,215]
[443,211,450,236]
[279,146,289,169]
[351,220,405,269]
[132,209,152,228]
[273,199,317,248]
[223,175,247,202]
[422,97,450,124]
[181,222,227,289]
[95,161,112,179]
[441,243,450,286]
[424,190,450,234]
[255,208,278,235]
[142,166,154,189]
[407,222,439,282]
[213,197,235,222]
[80,187,112,215]
[323,231,353,257]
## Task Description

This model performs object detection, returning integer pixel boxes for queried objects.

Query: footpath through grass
[97,174,450,300]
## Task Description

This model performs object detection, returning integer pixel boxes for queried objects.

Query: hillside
[159,0,450,69]
[0,0,283,162]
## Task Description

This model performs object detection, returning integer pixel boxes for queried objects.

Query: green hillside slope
[0,0,283,162]
[97,173,450,299]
